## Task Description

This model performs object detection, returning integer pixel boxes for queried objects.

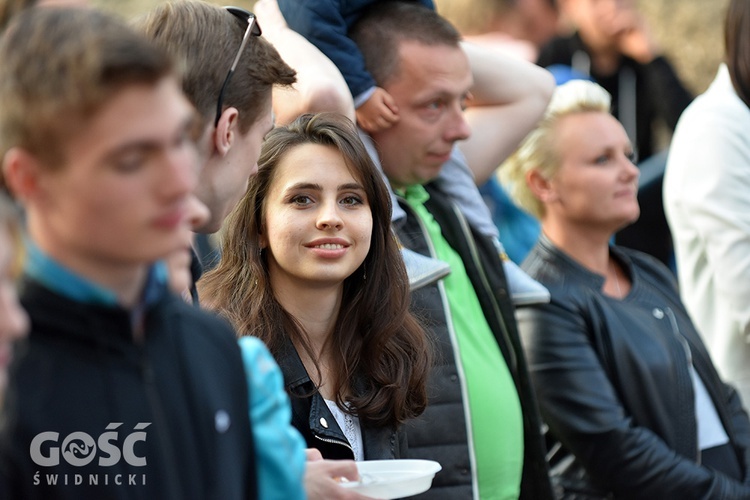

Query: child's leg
[255,0,355,125]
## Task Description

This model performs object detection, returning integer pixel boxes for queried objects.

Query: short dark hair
[350,1,462,87]
[137,0,296,133]
[725,0,750,108]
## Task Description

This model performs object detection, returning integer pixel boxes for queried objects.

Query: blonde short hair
[500,79,611,219]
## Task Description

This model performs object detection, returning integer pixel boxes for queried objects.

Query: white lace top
[324,399,364,461]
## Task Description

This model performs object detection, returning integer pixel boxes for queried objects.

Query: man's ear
[212,107,240,157]
[526,168,557,204]
[2,148,44,202]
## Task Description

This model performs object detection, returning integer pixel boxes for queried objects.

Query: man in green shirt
[350,3,554,499]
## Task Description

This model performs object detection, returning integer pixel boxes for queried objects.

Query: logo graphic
[61,432,96,467]
[30,423,151,468]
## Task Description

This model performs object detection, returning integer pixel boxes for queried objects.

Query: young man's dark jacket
[394,182,554,500]
[0,277,257,500]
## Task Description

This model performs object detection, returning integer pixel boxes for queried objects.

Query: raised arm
[458,41,555,185]
[256,0,354,124]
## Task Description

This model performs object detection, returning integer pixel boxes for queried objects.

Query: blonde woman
[501,80,750,498]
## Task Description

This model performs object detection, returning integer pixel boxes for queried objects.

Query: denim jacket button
[320,417,329,429]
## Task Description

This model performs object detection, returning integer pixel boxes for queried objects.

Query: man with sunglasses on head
[0,6,257,499]
[138,2,375,499]
[138,1,295,287]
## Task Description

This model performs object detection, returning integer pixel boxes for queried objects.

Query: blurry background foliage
[101,0,728,96]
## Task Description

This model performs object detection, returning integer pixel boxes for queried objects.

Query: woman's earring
[363,267,367,282]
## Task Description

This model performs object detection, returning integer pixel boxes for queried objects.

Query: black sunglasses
[214,7,262,127]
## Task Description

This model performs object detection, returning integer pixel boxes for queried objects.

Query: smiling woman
[260,141,373,292]
[199,112,432,462]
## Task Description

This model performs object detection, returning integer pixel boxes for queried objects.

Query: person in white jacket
[664,0,750,407]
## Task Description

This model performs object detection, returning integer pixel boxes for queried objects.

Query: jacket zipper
[133,308,185,499]
[664,307,692,364]
[313,434,355,455]
[664,306,701,465]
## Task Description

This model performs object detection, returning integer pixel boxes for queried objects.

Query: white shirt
[664,64,750,405]
[689,366,729,450]
[324,399,364,461]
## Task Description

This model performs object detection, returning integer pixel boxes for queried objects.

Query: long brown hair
[200,113,431,427]
[726,0,750,108]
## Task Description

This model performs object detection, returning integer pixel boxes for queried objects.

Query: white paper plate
[339,459,442,499]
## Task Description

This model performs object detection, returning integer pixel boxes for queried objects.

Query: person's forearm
[461,41,554,107]
[458,41,555,184]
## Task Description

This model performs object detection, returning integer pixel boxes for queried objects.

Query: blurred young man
[0,7,257,498]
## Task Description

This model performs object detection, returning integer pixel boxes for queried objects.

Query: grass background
[98,0,730,96]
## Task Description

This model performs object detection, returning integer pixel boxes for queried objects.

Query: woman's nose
[316,201,343,230]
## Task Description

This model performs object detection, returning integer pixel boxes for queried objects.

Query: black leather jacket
[518,235,750,499]
[274,336,403,461]
[395,183,554,500]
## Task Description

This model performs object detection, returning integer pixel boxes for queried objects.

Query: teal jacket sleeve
[239,336,307,500]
